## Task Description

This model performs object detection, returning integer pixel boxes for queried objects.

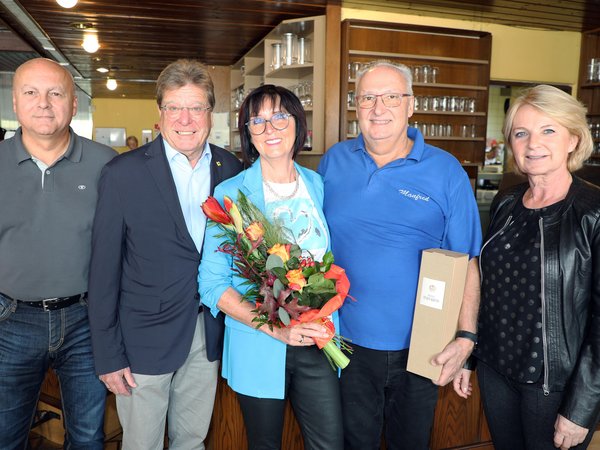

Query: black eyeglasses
[356,93,412,109]
[246,112,292,135]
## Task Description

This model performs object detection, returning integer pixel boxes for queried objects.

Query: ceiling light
[82,32,100,53]
[96,67,109,73]
[71,22,94,30]
[57,0,78,7]
[106,78,118,91]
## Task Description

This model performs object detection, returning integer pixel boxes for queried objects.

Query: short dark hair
[237,84,307,166]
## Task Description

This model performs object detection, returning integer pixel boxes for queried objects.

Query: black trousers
[340,345,439,450]
[237,345,343,450]
[477,360,596,450]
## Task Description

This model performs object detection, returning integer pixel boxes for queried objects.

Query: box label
[419,277,446,310]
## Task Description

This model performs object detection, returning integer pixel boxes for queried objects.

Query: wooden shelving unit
[340,20,492,166]
[229,15,326,154]
[577,27,600,165]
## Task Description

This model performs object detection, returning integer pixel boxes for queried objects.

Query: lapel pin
[216,161,222,167]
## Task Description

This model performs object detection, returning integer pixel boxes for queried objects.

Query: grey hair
[355,60,413,95]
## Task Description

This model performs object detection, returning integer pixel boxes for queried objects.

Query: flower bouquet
[202,191,352,369]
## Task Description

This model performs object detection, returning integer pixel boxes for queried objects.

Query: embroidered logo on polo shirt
[398,189,430,202]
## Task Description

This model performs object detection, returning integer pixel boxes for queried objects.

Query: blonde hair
[503,85,593,174]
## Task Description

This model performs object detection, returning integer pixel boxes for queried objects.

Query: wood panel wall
[38,368,493,449]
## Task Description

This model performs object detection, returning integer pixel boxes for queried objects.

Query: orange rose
[268,243,291,263]
[286,269,307,291]
[245,221,265,242]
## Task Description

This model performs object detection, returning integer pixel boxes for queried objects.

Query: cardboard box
[407,248,469,381]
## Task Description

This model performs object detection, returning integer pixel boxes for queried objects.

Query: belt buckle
[41,297,59,312]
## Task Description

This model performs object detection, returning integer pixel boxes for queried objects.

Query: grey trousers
[116,314,219,450]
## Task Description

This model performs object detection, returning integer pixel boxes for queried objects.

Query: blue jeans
[340,345,439,450]
[0,294,106,450]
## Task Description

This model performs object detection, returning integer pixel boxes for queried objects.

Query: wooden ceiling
[345,0,600,32]
[1,0,600,99]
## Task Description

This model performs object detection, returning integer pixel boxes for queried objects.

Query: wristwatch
[455,329,477,344]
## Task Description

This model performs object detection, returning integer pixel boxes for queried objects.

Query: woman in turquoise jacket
[198,85,343,450]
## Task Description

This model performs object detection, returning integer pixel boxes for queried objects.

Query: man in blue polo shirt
[318,60,481,450]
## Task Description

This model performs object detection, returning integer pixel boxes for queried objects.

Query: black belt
[1,292,87,312]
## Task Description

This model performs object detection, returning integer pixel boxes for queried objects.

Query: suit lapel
[209,144,221,194]
[144,138,196,250]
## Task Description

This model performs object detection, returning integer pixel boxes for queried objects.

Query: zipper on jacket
[479,215,513,275]
[539,216,550,396]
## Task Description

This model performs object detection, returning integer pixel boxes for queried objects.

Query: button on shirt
[164,141,212,252]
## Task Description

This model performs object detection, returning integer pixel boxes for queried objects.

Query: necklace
[263,171,300,200]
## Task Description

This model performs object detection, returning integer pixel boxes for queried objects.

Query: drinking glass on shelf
[449,96,459,112]
[430,67,439,84]
[414,95,422,111]
[271,43,282,70]
[303,82,313,107]
[467,98,476,113]
[281,33,297,66]
[349,62,362,80]
[347,90,355,108]
[429,123,437,137]
[422,65,432,84]
[588,58,599,82]
[437,123,445,136]
[297,37,307,65]
[439,97,447,111]
[460,124,468,138]
[413,66,422,84]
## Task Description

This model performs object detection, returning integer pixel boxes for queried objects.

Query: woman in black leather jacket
[457,85,600,450]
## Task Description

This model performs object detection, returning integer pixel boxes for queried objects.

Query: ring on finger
[299,335,304,344]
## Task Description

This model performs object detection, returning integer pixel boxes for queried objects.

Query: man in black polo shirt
[0,58,116,449]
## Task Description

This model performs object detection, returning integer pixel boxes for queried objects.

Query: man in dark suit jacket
[88,59,242,450]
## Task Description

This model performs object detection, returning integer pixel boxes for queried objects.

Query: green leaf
[302,266,317,277]
[266,254,284,270]
[278,307,291,326]
[322,251,334,270]
[290,245,302,258]
[287,256,300,270]
[273,278,284,299]
[270,266,288,283]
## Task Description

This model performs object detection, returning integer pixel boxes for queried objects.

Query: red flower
[202,196,232,226]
